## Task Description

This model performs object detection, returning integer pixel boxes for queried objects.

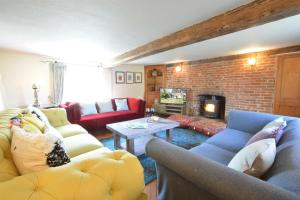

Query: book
[126,122,149,129]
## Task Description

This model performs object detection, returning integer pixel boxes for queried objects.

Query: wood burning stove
[198,95,225,119]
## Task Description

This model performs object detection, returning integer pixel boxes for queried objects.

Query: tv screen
[160,88,187,105]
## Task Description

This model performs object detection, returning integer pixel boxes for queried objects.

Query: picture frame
[126,72,134,84]
[134,72,143,83]
[115,71,125,84]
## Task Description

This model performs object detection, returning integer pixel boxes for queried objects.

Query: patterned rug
[100,128,209,184]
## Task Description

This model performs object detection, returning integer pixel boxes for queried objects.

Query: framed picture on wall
[134,72,143,83]
[115,71,125,84]
[126,72,134,84]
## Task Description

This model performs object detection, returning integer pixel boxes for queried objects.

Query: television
[160,88,187,105]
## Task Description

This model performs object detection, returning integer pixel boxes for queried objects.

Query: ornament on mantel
[32,84,40,107]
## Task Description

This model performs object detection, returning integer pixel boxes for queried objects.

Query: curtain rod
[40,60,103,68]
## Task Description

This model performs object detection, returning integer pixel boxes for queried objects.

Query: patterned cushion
[167,114,194,128]
[10,126,70,175]
[188,117,226,136]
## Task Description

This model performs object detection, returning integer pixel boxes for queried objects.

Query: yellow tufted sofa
[0,108,147,200]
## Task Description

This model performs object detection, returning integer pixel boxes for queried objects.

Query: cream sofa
[0,108,146,200]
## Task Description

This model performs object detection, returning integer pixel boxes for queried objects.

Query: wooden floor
[95,130,158,200]
[145,180,157,200]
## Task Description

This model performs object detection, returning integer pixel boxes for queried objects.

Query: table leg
[114,134,121,149]
[166,129,173,143]
[126,139,135,154]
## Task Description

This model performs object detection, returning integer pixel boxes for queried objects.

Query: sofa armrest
[127,98,146,117]
[0,150,146,200]
[41,108,70,127]
[146,138,299,200]
[138,99,146,117]
[59,102,81,123]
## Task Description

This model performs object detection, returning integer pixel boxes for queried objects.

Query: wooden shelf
[154,104,187,115]
[144,65,166,108]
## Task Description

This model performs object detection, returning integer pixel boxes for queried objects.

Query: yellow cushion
[20,113,45,132]
[41,108,70,128]
[21,120,42,134]
[56,124,88,138]
[71,147,112,162]
[64,134,103,158]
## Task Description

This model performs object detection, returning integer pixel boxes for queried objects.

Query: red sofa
[60,98,146,131]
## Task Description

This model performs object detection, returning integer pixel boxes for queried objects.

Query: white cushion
[115,99,129,111]
[97,101,114,113]
[80,103,97,116]
[228,138,276,177]
[11,126,60,174]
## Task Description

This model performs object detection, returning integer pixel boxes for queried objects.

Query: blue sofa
[146,111,300,200]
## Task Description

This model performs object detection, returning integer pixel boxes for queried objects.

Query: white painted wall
[0,49,50,108]
[0,73,4,111]
[111,64,144,99]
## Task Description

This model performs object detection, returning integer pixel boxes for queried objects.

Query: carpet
[100,128,209,184]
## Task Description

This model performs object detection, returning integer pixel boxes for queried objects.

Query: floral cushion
[188,117,226,136]
[167,114,194,128]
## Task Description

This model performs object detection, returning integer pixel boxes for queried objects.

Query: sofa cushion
[80,103,98,116]
[41,108,70,128]
[246,117,287,146]
[263,119,300,195]
[79,111,139,131]
[97,101,114,113]
[190,143,235,165]
[56,124,88,138]
[27,106,50,126]
[11,126,70,175]
[206,128,253,153]
[64,134,103,158]
[115,99,129,111]
[71,147,112,162]
[228,138,276,178]
[81,111,137,121]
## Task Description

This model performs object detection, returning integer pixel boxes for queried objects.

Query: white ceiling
[131,14,300,64]
[0,0,253,64]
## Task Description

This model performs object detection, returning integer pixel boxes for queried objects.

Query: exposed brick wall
[166,55,278,116]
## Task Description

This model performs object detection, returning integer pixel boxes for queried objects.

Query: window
[63,65,111,102]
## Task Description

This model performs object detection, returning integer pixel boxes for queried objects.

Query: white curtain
[49,62,66,104]
[63,65,111,103]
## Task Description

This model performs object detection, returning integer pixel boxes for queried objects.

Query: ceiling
[0,0,252,64]
[0,0,299,65]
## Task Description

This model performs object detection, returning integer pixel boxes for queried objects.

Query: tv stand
[154,104,187,115]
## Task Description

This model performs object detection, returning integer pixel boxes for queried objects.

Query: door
[274,53,300,117]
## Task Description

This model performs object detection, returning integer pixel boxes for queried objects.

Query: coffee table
[106,117,180,155]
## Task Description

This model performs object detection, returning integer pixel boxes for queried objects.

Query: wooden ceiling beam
[165,44,300,67]
[111,0,300,66]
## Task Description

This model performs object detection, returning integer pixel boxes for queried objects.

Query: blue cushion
[115,99,129,111]
[190,143,235,165]
[206,128,252,153]
[80,103,97,116]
